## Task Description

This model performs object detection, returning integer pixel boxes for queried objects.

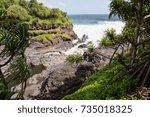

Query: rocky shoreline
[12,46,121,99]
[11,24,123,100]
[12,42,96,99]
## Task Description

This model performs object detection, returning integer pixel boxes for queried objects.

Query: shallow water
[30,64,46,76]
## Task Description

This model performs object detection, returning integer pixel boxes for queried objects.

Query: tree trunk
[131,0,144,64]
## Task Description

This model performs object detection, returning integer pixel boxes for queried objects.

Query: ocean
[65,14,125,54]
[69,14,121,24]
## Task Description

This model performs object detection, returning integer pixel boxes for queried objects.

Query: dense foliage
[64,59,138,100]
[100,28,118,47]
[0,9,30,99]
[109,0,150,87]
[7,5,31,21]
[0,0,71,25]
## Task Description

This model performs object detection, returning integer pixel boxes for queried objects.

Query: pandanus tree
[108,0,150,87]
[0,9,30,99]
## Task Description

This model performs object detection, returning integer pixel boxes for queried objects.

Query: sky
[37,0,110,15]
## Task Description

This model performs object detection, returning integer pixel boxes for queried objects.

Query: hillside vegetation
[0,0,71,25]
[0,0,75,46]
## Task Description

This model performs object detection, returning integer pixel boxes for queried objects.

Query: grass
[66,54,84,65]
[32,34,54,42]
[59,33,73,40]
[63,59,138,100]
[28,30,44,33]
[26,18,72,25]
[29,28,74,41]
[29,26,75,42]
[28,28,61,34]
[39,18,72,25]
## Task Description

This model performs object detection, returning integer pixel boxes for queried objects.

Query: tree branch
[109,44,121,65]
[137,38,150,46]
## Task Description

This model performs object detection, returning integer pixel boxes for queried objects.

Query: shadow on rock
[31,62,95,100]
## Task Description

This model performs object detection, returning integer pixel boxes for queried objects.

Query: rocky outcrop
[12,51,95,100]
[28,23,78,50]
[23,62,94,100]
[27,24,73,31]
[23,63,77,100]
[75,62,95,78]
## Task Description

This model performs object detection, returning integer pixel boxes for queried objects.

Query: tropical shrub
[100,28,117,47]
[66,54,84,65]
[0,9,30,99]
[87,44,95,53]
[7,5,31,21]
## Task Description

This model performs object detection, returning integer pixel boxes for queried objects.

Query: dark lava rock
[20,61,95,100]
[10,51,96,100]
[75,62,95,78]
[78,44,87,48]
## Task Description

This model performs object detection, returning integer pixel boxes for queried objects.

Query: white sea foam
[65,21,125,55]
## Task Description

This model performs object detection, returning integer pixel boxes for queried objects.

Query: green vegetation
[66,54,84,65]
[64,59,138,100]
[0,0,72,25]
[28,0,51,19]
[0,82,13,99]
[32,34,54,42]
[87,44,95,53]
[29,29,73,41]
[108,0,150,87]
[0,9,30,99]
[60,33,73,40]
[27,18,71,25]
[7,4,31,21]
[100,28,117,47]
[28,28,61,34]
[28,30,46,33]
[100,28,123,47]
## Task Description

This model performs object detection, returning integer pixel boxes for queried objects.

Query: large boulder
[11,58,95,100]
[83,48,113,67]
[27,64,77,100]
[75,62,95,78]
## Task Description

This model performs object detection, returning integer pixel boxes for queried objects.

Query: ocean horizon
[68,14,122,25]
